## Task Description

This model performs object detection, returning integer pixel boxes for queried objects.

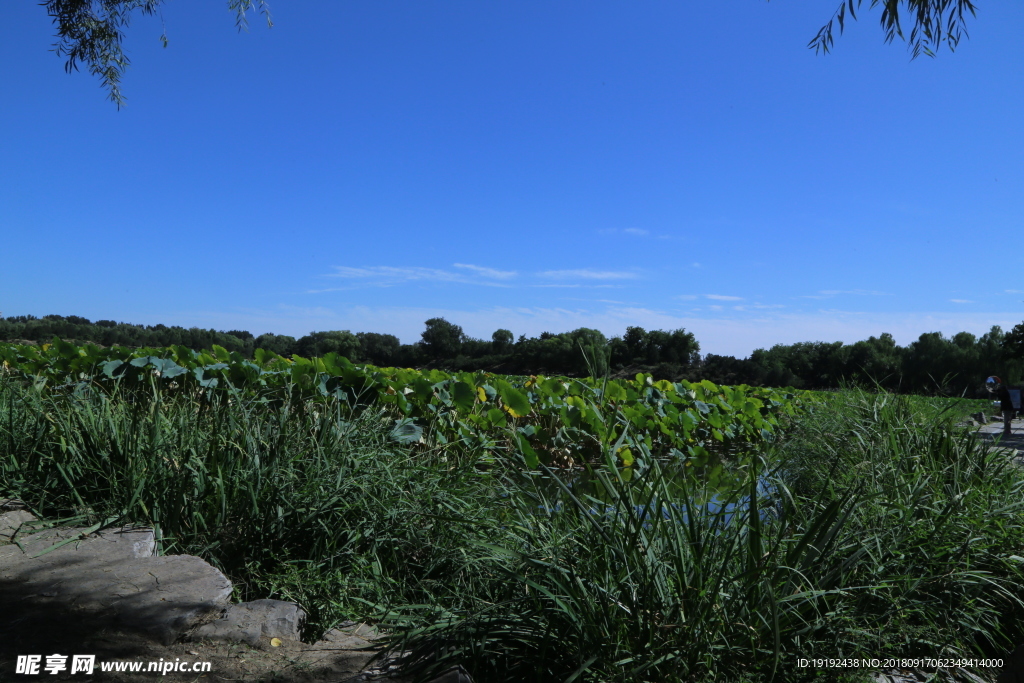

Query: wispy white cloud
[599,227,650,237]
[326,266,381,278]
[560,298,628,305]
[705,294,743,301]
[327,266,463,282]
[322,264,519,289]
[323,265,637,288]
[821,289,891,296]
[1005,289,1024,294]
[950,299,974,304]
[453,263,517,279]
[708,305,724,311]
[539,269,638,280]
[798,289,891,300]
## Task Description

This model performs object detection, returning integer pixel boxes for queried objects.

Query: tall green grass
[0,377,507,637]
[2,378,1023,682]
[377,388,1024,682]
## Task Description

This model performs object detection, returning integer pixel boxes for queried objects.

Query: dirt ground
[0,598,412,683]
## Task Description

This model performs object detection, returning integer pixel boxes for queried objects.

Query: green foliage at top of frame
[0,338,811,468]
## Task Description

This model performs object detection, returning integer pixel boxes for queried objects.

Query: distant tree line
[0,315,259,355]
[2,313,1023,397]
[707,328,1024,398]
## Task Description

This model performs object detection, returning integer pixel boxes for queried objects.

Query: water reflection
[526,446,782,527]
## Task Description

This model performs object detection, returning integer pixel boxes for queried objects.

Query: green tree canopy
[356,332,401,367]
[1004,322,1024,360]
[254,332,297,357]
[567,327,609,377]
[491,329,514,354]
[294,330,361,360]
[420,318,465,361]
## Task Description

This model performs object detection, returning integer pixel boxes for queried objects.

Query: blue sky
[2,0,1022,357]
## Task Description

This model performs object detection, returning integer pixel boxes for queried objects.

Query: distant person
[986,376,1014,438]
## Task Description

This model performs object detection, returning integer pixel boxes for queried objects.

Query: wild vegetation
[2,313,1023,397]
[0,339,801,471]
[2,340,1022,682]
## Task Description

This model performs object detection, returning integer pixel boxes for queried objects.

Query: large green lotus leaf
[560,404,582,429]
[100,359,125,378]
[486,408,506,427]
[452,381,476,411]
[151,357,188,379]
[516,424,537,438]
[191,367,219,388]
[52,337,78,359]
[412,378,434,401]
[496,380,531,416]
[320,353,341,375]
[172,345,196,363]
[540,377,566,396]
[567,380,587,397]
[390,418,423,445]
[603,381,627,402]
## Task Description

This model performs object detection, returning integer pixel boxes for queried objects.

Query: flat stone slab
[0,509,36,543]
[974,418,1024,459]
[190,598,306,645]
[0,525,231,645]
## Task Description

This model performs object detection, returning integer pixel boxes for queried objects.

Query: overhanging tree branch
[43,0,272,108]
[45,1,980,107]
[803,0,979,59]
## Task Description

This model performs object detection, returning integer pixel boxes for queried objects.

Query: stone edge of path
[0,506,469,683]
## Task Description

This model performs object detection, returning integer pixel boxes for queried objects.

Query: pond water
[523,445,784,527]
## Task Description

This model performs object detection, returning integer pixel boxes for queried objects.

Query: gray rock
[0,509,36,544]
[0,525,157,568]
[0,525,231,645]
[190,599,306,645]
[424,665,475,683]
[314,623,377,650]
